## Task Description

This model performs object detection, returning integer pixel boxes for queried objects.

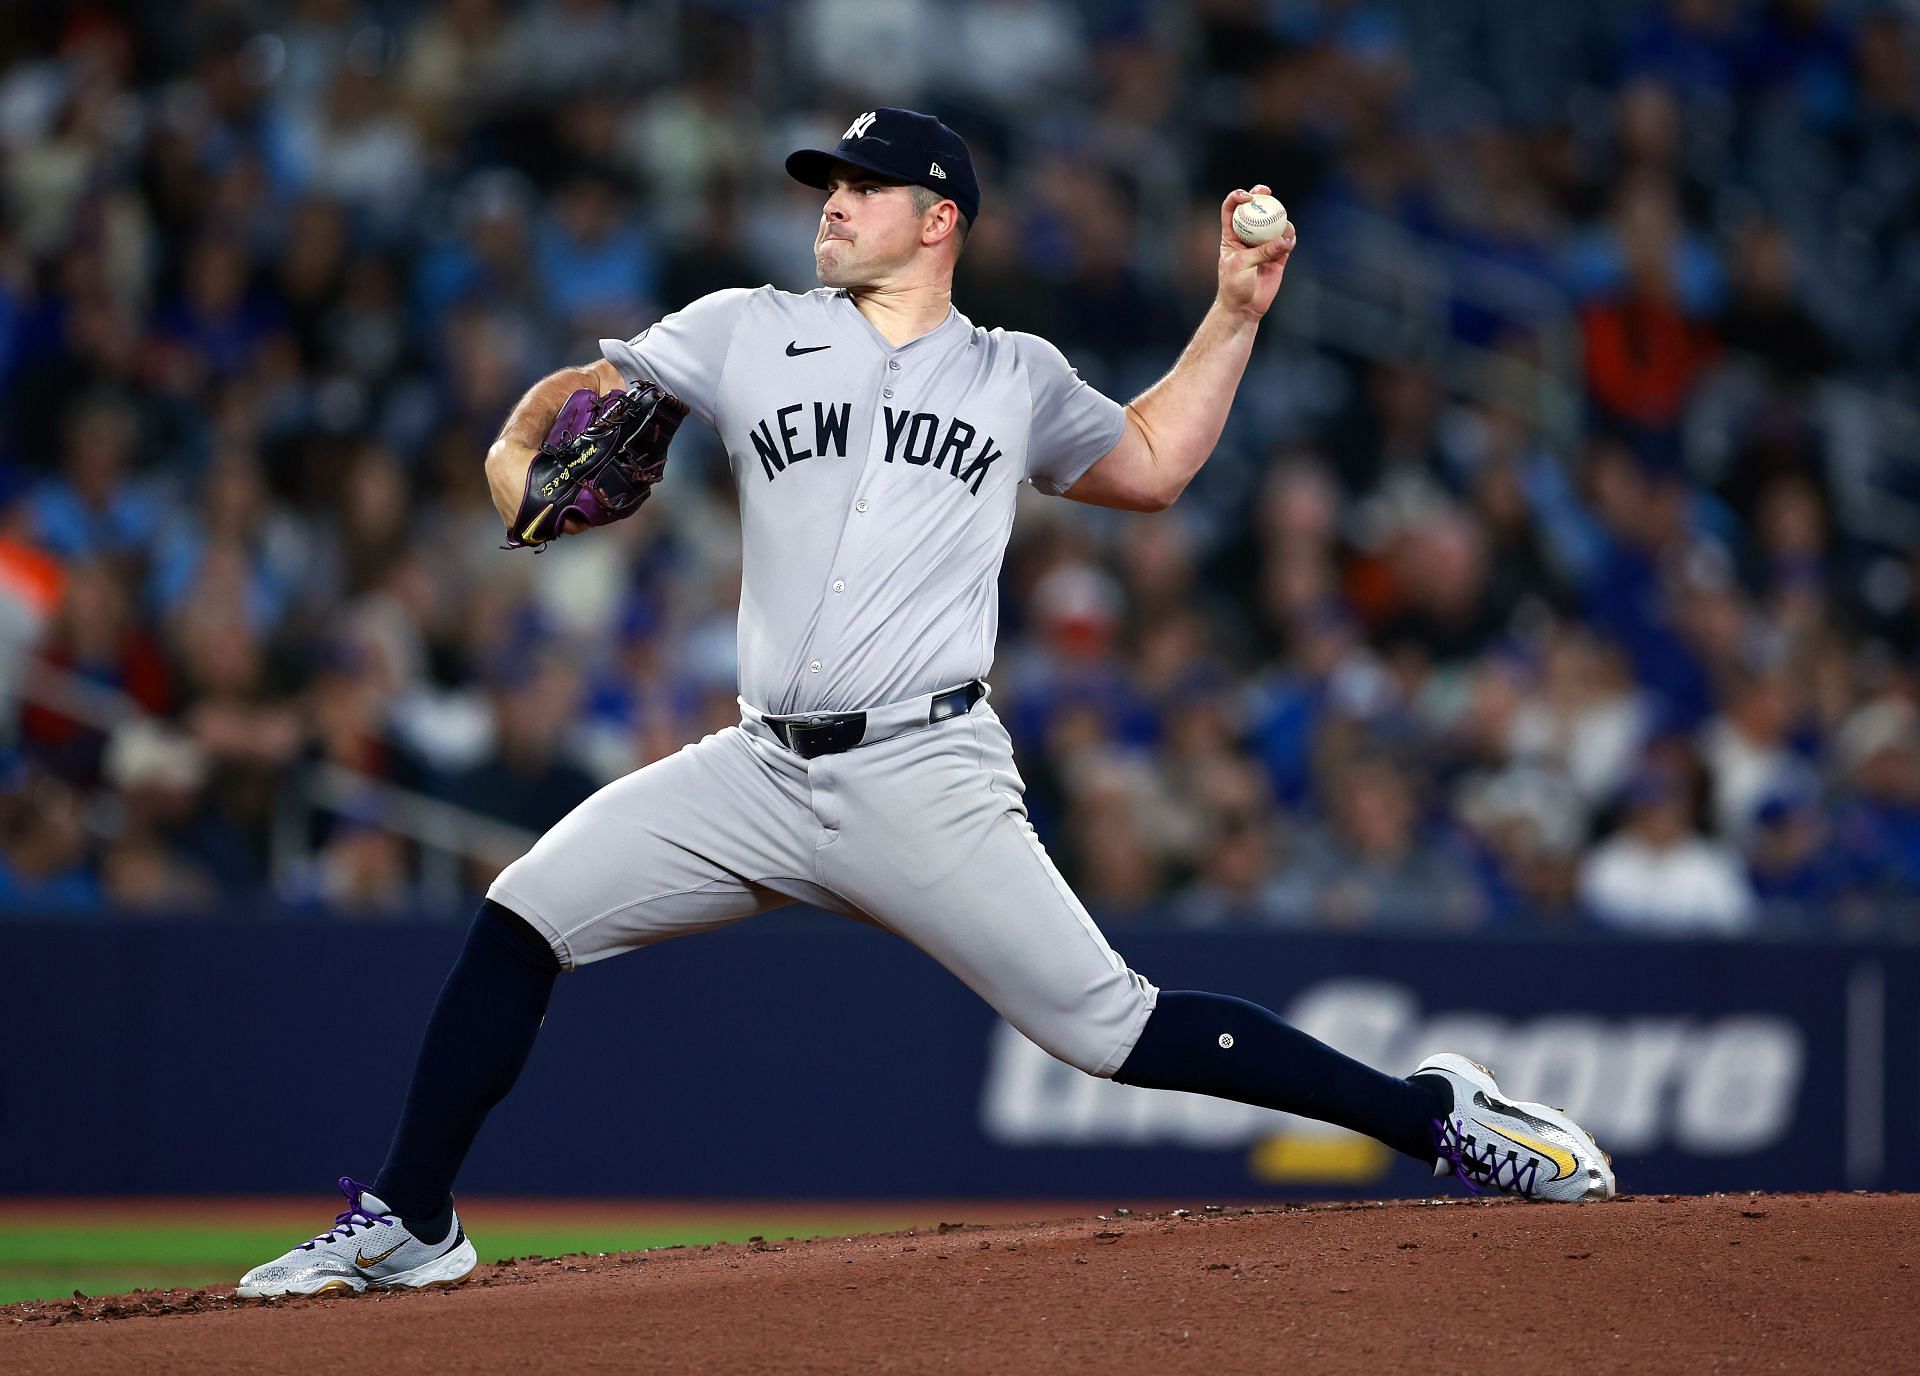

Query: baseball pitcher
[238,109,1612,1299]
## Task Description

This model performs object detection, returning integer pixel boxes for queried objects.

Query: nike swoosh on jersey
[355,1240,406,1269]
[1482,1122,1579,1181]
[786,342,831,356]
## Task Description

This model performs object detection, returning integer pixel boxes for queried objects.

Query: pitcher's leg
[1119,1000,1616,1199]
[1113,991,1448,1163]
[489,724,815,966]
[237,727,822,1296]
[862,800,1158,1076]
[837,791,1445,1160]
[373,899,559,1237]
[828,708,1444,1164]
[377,728,812,1227]
[820,710,1155,1077]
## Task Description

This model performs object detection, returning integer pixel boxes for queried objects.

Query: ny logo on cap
[843,111,877,140]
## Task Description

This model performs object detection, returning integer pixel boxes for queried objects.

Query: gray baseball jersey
[599,286,1123,715]
[490,286,1157,1077]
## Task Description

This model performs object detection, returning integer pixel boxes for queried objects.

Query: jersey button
[832,579,845,593]
[855,499,868,512]
[883,388,893,398]
[809,660,822,673]
[889,361,900,370]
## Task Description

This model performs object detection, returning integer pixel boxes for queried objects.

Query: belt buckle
[787,714,835,759]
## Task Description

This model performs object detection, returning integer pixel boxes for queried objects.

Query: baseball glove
[502,381,690,550]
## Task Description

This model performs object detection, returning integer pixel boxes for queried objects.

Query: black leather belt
[765,680,986,760]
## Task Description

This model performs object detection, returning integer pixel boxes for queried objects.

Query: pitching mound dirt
[6,1193,1913,1374]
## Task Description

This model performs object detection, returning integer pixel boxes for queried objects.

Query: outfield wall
[3,916,1914,1198]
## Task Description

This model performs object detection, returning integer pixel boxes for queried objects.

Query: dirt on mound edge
[5,1193,1914,1374]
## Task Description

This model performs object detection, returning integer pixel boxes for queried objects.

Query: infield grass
[0,1203,939,1305]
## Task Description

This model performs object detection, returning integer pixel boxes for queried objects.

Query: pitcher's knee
[1013,974,1157,1079]
[1028,1030,1119,1078]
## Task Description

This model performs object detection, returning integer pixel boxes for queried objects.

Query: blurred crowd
[2,0,1918,936]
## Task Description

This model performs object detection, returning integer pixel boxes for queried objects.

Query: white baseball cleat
[237,1176,478,1297]
[1415,1052,1616,1202]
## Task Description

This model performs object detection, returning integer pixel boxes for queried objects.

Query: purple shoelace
[298,1175,396,1250]
[1431,1117,1483,1196]
[1432,1115,1553,1197]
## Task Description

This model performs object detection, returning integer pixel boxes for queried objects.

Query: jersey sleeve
[1015,333,1128,496]
[599,287,755,429]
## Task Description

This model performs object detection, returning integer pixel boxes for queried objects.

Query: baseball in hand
[1231,193,1289,246]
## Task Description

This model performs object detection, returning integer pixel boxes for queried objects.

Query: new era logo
[927,162,946,179]
[843,111,877,140]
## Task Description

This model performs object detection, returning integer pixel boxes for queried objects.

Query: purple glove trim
[503,383,688,549]
[549,388,603,449]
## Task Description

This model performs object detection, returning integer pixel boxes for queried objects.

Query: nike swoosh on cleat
[1481,1123,1579,1181]
[355,1241,406,1269]
[786,342,831,356]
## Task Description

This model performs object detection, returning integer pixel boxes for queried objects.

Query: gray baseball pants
[489,697,1157,1077]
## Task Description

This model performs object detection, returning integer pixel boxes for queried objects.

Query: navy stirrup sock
[1114,990,1449,1164]
[374,900,559,1241]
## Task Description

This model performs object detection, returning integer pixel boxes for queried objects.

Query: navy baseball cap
[785,107,980,224]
